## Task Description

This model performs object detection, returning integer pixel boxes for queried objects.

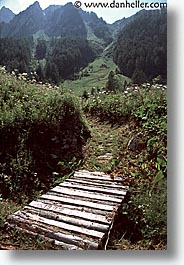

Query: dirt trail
[83,118,121,171]
[82,116,130,172]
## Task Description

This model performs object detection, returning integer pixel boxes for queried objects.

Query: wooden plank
[28,201,111,224]
[54,240,83,250]
[58,181,126,191]
[41,194,115,211]
[8,218,98,249]
[0,243,23,250]
[65,177,128,190]
[75,170,124,181]
[52,233,98,250]
[24,206,109,232]
[77,170,111,176]
[74,172,123,182]
[51,186,122,203]
[8,223,83,250]
[47,191,116,206]
[12,211,105,239]
[37,198,110,216]
[61,181,127,197]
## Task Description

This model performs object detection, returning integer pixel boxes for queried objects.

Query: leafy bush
[119,88,167,246]
[126,178,167,244]
[0,69,89,200]
[83,92,143,124]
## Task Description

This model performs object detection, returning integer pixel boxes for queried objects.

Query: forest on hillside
[0,37,96,83]
[113,9,167,84]
[0,38,33,74]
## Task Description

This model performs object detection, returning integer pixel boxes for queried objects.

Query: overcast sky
[0,0,167,23]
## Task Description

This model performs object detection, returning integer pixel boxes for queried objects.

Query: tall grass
[0,69,89,200]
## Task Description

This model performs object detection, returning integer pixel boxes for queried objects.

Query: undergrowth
[83,87,167,249]
[0,68,89,201]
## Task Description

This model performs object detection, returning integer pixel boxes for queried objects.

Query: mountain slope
[0,1,114,44]
[0,1,117,49]
[113,9,167,83]
[45,3,87,38]
[1,1,45,37]
[79,10,113,45]
[0,6,15,23]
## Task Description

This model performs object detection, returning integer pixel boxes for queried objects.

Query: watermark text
[73,0,167,10]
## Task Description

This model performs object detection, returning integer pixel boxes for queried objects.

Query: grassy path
[81,116,128,173]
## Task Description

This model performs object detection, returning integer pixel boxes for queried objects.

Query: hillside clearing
[63,56,131,96]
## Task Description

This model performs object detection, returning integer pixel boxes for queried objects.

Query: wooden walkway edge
[7,170,129,250]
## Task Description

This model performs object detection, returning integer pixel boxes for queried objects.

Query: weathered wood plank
[54,240,84,250]
[51,186,122,203]
[65,177,128,190]
[47,189,121,206]
[60,181,127,197]
[41,194,115,211]
[8,223,84,250]
[24,206,109,232]
[28,200,111,224]
[47,191,116,206]
[75,170,123,181]
[12,211,105,239]
[37,198,110,216]
[77,170,112,177]
[74,171,123,182]
[8,218,98,249]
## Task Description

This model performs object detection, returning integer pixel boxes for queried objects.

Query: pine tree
[106,71,115,92]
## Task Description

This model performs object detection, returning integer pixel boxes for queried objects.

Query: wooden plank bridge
[7,170,128,250]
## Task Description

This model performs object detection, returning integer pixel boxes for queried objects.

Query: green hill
[63,56,131,96]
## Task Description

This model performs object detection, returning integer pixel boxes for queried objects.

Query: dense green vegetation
[0,68,89,201]
[113,9,167,83]
[83,86,167,248]
[45,37,96,82]
[0,38,33,74]
[0,5,167,87]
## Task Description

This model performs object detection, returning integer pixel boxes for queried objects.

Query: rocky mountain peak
[0,6,15,23]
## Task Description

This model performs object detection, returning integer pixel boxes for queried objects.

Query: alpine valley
[0,1,167,85]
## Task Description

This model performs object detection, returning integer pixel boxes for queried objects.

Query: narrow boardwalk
[7,170,128,250]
